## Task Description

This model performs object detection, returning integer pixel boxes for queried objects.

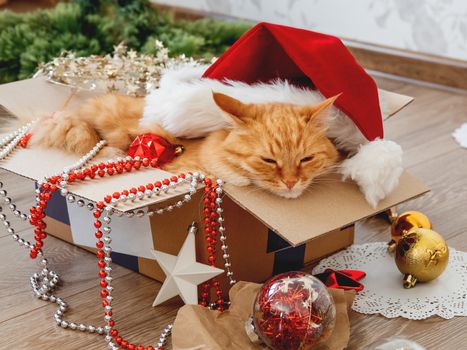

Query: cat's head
[212,92,340,198]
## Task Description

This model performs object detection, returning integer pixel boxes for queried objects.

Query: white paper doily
[453,123,467,148]
[312,242,467,320]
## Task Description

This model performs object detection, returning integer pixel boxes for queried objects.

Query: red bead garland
[19,132,32,148]
[27,154,227,349]
[199,178,225,311]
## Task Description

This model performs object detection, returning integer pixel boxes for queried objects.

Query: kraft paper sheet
[172,281,354,350]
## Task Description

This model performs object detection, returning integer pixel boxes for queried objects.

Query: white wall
[153,0,467,61]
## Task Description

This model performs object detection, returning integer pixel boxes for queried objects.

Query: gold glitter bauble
[388,211,432,252]
[395,228,449,288]
[391,211,432,240]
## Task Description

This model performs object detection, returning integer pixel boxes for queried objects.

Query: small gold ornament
[388,211,432,252]
[395,228,449,288]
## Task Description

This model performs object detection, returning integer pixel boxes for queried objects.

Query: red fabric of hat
[203,22,383,141]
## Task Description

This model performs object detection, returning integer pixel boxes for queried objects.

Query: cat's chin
[270,187,306,199]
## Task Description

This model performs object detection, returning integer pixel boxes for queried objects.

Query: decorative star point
[152,225,224,306]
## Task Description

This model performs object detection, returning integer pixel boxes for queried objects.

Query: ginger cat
[30,93,339,199]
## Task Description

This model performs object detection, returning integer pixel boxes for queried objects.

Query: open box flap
[0,78,427,242]
[0,77,94,119]
[379,89,414,120]
[224,172,429,246]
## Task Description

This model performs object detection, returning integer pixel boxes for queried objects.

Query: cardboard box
[0,77,429,288]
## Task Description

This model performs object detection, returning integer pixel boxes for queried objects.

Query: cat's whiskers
[305,175,342,193]
[312,175,341,184]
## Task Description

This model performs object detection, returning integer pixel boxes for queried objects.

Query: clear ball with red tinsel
[252,271,336,350]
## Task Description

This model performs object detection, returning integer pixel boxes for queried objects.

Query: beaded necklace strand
[0,123,236,349]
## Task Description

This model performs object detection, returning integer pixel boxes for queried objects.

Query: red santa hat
[203,22,383,142]
[142,22,403,207]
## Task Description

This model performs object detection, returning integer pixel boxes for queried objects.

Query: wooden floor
[0,76,466,349]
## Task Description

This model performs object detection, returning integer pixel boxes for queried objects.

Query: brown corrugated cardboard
[379,89,414,119]
[224,171,428,246]
[41,192,355,288]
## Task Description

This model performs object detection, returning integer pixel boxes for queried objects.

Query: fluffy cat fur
[30,91,340,199]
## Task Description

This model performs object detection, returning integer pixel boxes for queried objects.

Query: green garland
[0,0,251,84]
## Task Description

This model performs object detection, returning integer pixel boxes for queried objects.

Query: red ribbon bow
[314,269,366,292]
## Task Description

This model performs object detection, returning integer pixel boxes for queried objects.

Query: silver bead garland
[214,179,236,285]
[0,122,236,349]
[0,120,36,160]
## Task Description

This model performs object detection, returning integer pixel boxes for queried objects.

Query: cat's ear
[300,94,341,124]
[212,92,246,125]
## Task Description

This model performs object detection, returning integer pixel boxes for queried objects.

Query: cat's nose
[282,179,297,189]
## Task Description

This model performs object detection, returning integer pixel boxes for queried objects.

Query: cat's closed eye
[261,157,277,164]
[300,155,314,163]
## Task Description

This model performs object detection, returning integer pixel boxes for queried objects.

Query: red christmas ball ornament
[127,133,183,167]
[250,271,336,350]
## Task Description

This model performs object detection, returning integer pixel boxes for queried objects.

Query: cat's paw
[30,111,100,154]
[340,139,403,208]
[99,146,126,159]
